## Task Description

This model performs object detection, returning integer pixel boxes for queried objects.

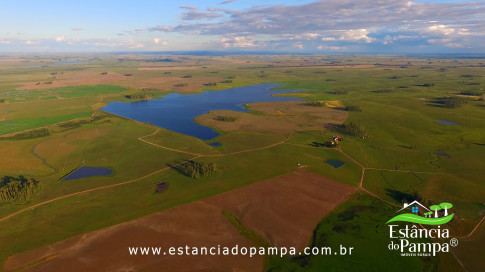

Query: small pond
[436,152,450,158]
[62,166,113,181]
[325,159,345,168]
[436,120,457,125]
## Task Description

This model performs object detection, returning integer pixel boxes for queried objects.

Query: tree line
[0,128,50,141]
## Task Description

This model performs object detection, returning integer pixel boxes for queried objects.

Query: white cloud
[317,45,345,50]
[55,36,65,42]
[126,40,144,48]
[321,29,374,43]
[341,29,375,43]
[153,38,167,46]
[426,25,455,36]
[220,36,254,48]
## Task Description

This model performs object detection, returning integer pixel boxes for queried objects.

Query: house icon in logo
[397,200,431,215]
[387,200,454,225]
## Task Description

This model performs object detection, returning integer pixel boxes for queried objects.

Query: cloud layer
[136,0,485,52]
[1,0,484,52]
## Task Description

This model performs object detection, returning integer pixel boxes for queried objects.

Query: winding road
[1,125,484,250]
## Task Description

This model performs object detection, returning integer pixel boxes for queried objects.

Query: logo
[386,200,456,257]
[386,201,454,225]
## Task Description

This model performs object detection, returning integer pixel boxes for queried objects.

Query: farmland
[0,54,484,272]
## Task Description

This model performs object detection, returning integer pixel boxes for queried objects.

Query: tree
[439,202,453,216]
[443,96,467,109]
[344,122,367,138]
[430,205,442,218]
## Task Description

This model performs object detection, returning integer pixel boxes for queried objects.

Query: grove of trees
[344,122,367,137]
[179,161,217,180]
[444,96,467,109]
[0,175,41,202]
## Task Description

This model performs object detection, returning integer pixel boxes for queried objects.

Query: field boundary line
[337,146,485,243]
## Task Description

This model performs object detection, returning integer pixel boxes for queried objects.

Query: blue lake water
[102,83,302,140]
[62,166,113,181]
[209,142,222,147]
[436,120,457,125]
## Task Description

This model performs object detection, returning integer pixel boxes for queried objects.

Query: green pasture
[268,193,462,272]
[0,54,484,271]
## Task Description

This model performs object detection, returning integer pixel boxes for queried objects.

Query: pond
[436,120,457,125]
[62,166,113,181]
[325,159,345,168]
[101,83,302,140]
[209,142,222,147]
[436,151,450,158]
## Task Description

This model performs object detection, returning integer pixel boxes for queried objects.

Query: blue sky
[0,0,484,53]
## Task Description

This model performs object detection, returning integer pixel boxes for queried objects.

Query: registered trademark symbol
[450,238,459,247]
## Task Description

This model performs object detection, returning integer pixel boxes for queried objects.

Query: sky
[0,0,484,53]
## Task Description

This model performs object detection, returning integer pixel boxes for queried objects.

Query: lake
[102,83,302,140]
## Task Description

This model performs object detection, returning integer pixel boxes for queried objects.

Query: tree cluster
[344,122,367,137]
[216,115,238,122]
[444,96,467,109]
[180,161,216,180]
[309,101,325,107]
[0,175,41,202]
[460,90,482,96]
[331,90,348,95]
[373,89,393,93]
[344,105,362,112]
[125,93,148,100]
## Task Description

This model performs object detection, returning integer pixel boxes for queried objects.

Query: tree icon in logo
[386,200,454,225]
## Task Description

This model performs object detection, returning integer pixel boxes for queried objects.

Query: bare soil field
[203,169,357,250]
[195,101,348,134]
[5,169,356,271]
[4,202,263,272]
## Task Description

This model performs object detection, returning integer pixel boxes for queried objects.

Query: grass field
[268,193,462,272]
[0,54,484,272]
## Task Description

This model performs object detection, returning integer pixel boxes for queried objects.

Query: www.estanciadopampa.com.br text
[128,245,354,258]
